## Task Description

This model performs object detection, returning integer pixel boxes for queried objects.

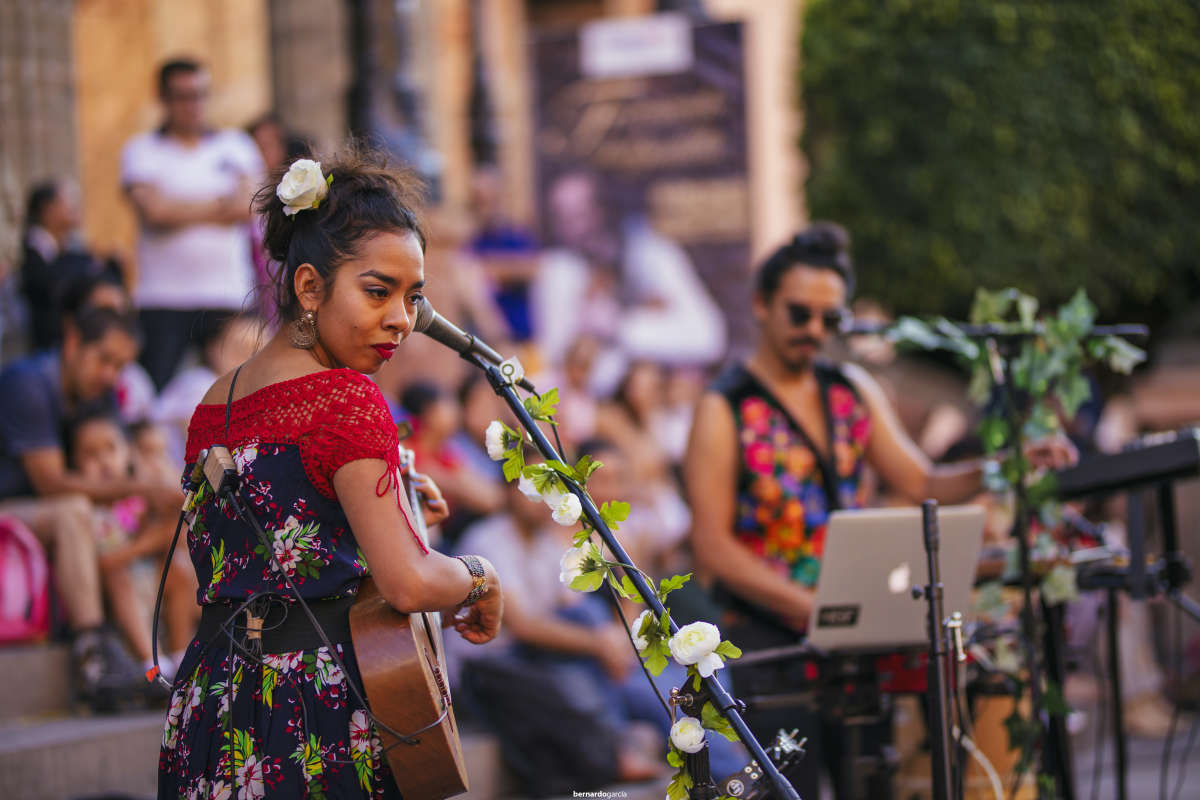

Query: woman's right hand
[451,559,503,645]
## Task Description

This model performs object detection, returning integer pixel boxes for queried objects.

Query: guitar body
[350,576,468,798]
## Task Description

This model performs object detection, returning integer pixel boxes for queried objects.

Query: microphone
[413,297,536,392]
[839,319,891,336]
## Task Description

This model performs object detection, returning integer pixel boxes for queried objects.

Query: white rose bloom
[694,651,725,678]
[541,483,566,509]
[631,609,654,652]
[485,420,507,460]
[558,544,593,587]
[276,159,329,216]
[517,474,542,502]
[551,492,583,526]
[668,621,724,677]
[670,716,706,754]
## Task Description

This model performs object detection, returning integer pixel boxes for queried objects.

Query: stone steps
[0,643,668,799]
[0,711,161,800]
[0,642,74,723]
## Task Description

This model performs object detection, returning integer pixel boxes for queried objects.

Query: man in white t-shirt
[121,57,264,389]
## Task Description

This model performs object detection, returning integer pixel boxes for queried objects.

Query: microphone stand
[915,500,955,800]
[469,353,801,800]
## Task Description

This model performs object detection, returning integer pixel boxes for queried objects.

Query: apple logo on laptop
[888,562,911,594]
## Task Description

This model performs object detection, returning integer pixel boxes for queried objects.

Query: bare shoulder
[840,361,889,403]
[689,391,736,444]
[200,372,234,406]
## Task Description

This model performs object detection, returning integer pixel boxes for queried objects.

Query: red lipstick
[372,344,397,360]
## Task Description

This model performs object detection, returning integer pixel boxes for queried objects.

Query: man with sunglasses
[120,57,264,390]
[683,224,1074,797]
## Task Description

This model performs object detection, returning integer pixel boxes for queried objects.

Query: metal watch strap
[457,555,487,605]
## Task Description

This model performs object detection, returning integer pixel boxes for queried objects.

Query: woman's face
[624,362,663,416]
[301,230,426,374]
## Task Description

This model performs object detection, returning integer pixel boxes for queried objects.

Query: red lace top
[183,369,424,603]
[186,369,401,497]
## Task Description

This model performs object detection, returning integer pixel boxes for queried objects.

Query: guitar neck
[404,468,430,550]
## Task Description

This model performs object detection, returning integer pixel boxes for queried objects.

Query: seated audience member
[595,360,690,546]
[555,334,603,449]
[20,179,125,351]
[451,478,666,786]
[59,272,157,423]
[532,170,727,369]
[69,413,198,679]
[468,164,541,342]
[0,306,179,709]
[577,437,689,578]
[154,312,262,463]
[451,463,745,790]
[400,381,504,546]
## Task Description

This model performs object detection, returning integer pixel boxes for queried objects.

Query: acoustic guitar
[349,442,469,798]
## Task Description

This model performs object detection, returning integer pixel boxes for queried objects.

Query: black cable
[149,509,189,687]
[605,577,673,721]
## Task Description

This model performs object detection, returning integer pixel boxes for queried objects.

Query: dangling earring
[289,309,318,349]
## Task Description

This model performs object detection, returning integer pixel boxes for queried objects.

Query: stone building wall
[0,0,78,268]
[72,0,272,275]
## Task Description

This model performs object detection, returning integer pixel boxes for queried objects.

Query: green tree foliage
[801,0,1200,324]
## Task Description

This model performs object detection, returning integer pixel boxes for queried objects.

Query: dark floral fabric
[713,361,871,587]
[160,369,407,799]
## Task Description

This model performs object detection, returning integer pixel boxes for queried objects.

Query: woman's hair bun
[253,141,426,321]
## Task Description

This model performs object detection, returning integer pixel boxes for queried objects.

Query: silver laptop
[805,505,985,653]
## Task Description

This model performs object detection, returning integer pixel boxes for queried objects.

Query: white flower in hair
[277,158,331,216]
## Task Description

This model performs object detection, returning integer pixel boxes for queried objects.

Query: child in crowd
[70,413,198,679]
[153,312,262,464]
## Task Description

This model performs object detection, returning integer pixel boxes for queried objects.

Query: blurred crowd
[0,54,1197,796]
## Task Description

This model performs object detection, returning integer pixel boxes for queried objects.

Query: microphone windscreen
[413,296,437,333]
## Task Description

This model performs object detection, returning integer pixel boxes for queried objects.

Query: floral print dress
[160,369,422,800]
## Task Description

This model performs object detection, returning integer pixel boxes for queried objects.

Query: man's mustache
[788,337,822,348]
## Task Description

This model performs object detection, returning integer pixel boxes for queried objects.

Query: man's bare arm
[845,364,1075,504]
[844,363,984,505]
[125,183,249,231]
[22,448,181,507]
[685,392,815,630]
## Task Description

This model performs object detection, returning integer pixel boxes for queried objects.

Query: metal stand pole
[473,356,801,800]
[1106,587,1128,800]
[921,500,954,800]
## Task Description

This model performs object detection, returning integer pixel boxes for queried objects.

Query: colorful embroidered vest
[713,361,871,588]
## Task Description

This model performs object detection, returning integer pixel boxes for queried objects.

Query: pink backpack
[0,515,52,644]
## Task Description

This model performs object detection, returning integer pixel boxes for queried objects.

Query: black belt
[197,594,356,655]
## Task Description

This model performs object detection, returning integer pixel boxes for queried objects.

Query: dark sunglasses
[166,89,209,102]
[787,303,847,331]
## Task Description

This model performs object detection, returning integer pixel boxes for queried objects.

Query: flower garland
[485,389,742,799]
